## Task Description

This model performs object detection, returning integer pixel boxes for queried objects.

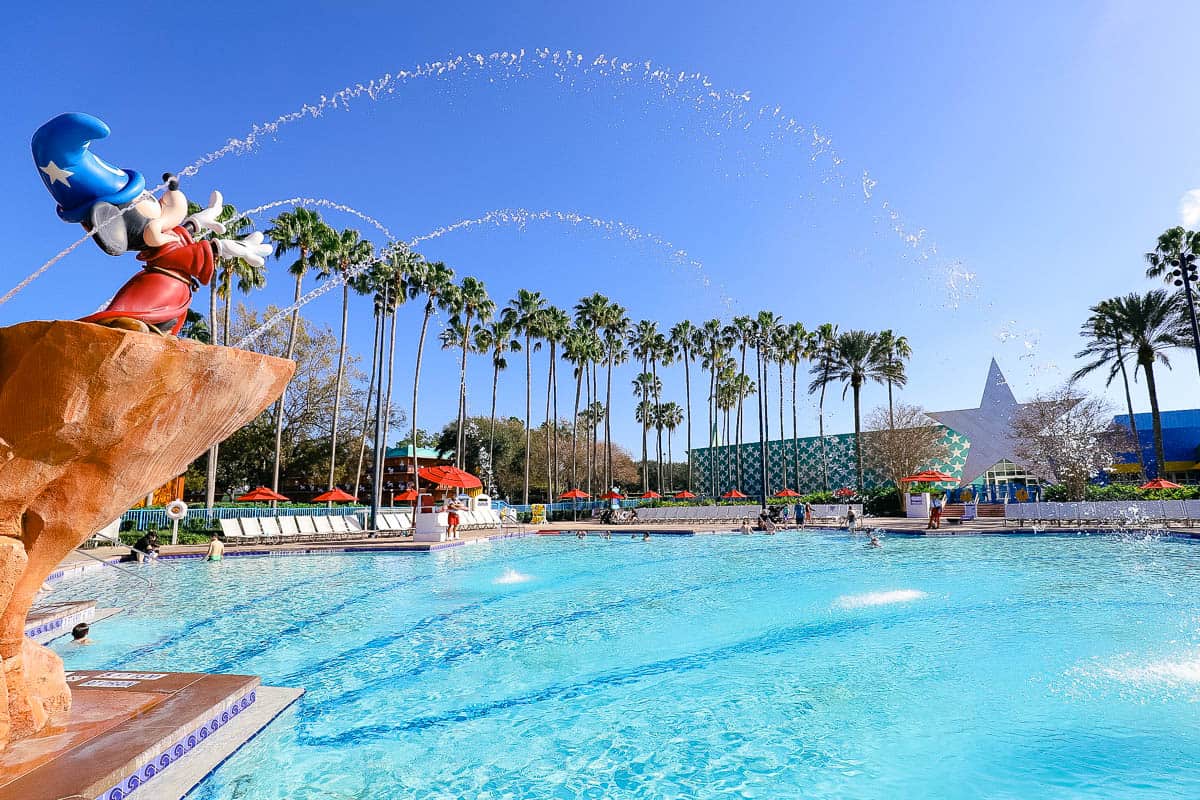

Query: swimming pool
[52,532,1200,799]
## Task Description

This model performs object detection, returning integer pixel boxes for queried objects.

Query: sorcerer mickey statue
[31,112,271,336]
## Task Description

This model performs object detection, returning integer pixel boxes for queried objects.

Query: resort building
[691,359,1199,498]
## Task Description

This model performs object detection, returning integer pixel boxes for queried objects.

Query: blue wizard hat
[31,112,145,223]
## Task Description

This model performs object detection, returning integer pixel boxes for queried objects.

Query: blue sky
[2,1,1199,454]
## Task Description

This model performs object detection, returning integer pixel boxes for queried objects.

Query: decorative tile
[93,690,256,800]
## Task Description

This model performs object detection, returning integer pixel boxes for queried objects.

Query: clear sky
[2,0,1198,454]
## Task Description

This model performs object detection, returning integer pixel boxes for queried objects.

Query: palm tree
[668,321,698,490]
[563,326,600,490]
[265,207,329,494]
[196,203,262,511]
[580,401,606,495]
[351,257,395,498]
[781,321,808,491]
[574,294,610,493]
[316,227,375,493]
[378,248,417,458]
[629,320,661,492]
[402,260,456,492]
[1145,226,1200,379]
[599,304,630,490]
[875,330,911,429]
[538,306,571,500]
[1072,299,1145,480]
[475,316,521,489]
[1104,291,1191,476]
[827,330,890,491]
[805,323,839,491]
[754,311,783,499]
[727,316,755,490]
[504,290,547,504]
[443,277,495,469]
[699,319,726,495]
[631,371,661,489]
[659,401,684,491]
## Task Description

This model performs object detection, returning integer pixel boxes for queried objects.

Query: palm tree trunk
[488,359,500,493]
[205,282,219,512]
[736,345,746,489]
[545,346,553,502]
[551,348,560,499]
[1143,359,1167,477]
[818,376,829,492]
[328,282,350,491]
[758,348,769,504]
[457,309,473,470]
[412,302,433,498]
[683,347,693,490]
[667,426,673,492]
[1115,341,1145,480]
[640,358,649,493]
[272,272,305,494]
[652,358,663,491]
[353,310,383,498]
[887,379,895,430]
[853,380,864,492]
[383,309,397,460]
[708,360,717,496]
[777,359,785,476]
[523,334,532,505]
[791,361,799,492]
[605,353,614,491]
[571,365,582,489]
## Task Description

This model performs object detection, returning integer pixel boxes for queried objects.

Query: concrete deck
[0,671,302,800]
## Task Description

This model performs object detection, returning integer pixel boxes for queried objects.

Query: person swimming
[642,532,650,541]
[869,535,882,548]
[71,623,92,646]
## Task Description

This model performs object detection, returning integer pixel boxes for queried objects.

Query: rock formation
[0,321,293,750]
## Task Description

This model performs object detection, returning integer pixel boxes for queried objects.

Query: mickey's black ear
[88,202,128,256]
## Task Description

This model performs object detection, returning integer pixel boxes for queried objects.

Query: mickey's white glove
[184,190,227,235]
[215,231,272,269]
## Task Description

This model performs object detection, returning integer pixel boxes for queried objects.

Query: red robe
[81,226,215,334]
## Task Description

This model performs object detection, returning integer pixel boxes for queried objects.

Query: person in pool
[71,623,93,646]
[205,534,224,562]
[642,532,650,541]
[868,535,882,548]
[602,530,612,540]
[740,519,752,535]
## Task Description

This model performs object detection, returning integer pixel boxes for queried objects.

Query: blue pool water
[51,532,1200,799]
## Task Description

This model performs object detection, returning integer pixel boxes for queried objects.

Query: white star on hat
[39,160,74,187]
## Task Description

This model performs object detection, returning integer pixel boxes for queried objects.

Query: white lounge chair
[239,517,265,541]
[219,518,249,543]
[313,516,336,539]
[278,516,301,540]
[296,515,319,538]
[258,517,284,544]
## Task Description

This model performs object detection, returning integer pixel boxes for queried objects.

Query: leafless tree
[1010,384,1132,501]
[863,403,951,504]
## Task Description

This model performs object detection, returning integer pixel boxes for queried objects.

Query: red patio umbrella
[833,487,856,498]
[236,486,288,503]
[901,470,957,484]
[1140,478,1183,490]
[394,489,419,503]
[774,488,802,498]
[640,490,662,499]
[559,489,591,499]
[600,490,623,500]
[722,489,748,499]
[312,488,357,503]
[417,465,483,489]
[673,490,697,499]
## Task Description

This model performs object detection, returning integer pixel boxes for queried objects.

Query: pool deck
[0,670,302,800]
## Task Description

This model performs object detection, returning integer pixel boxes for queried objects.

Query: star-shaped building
[928,358,1042,486]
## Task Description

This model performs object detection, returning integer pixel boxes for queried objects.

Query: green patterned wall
[690,426,969,497]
